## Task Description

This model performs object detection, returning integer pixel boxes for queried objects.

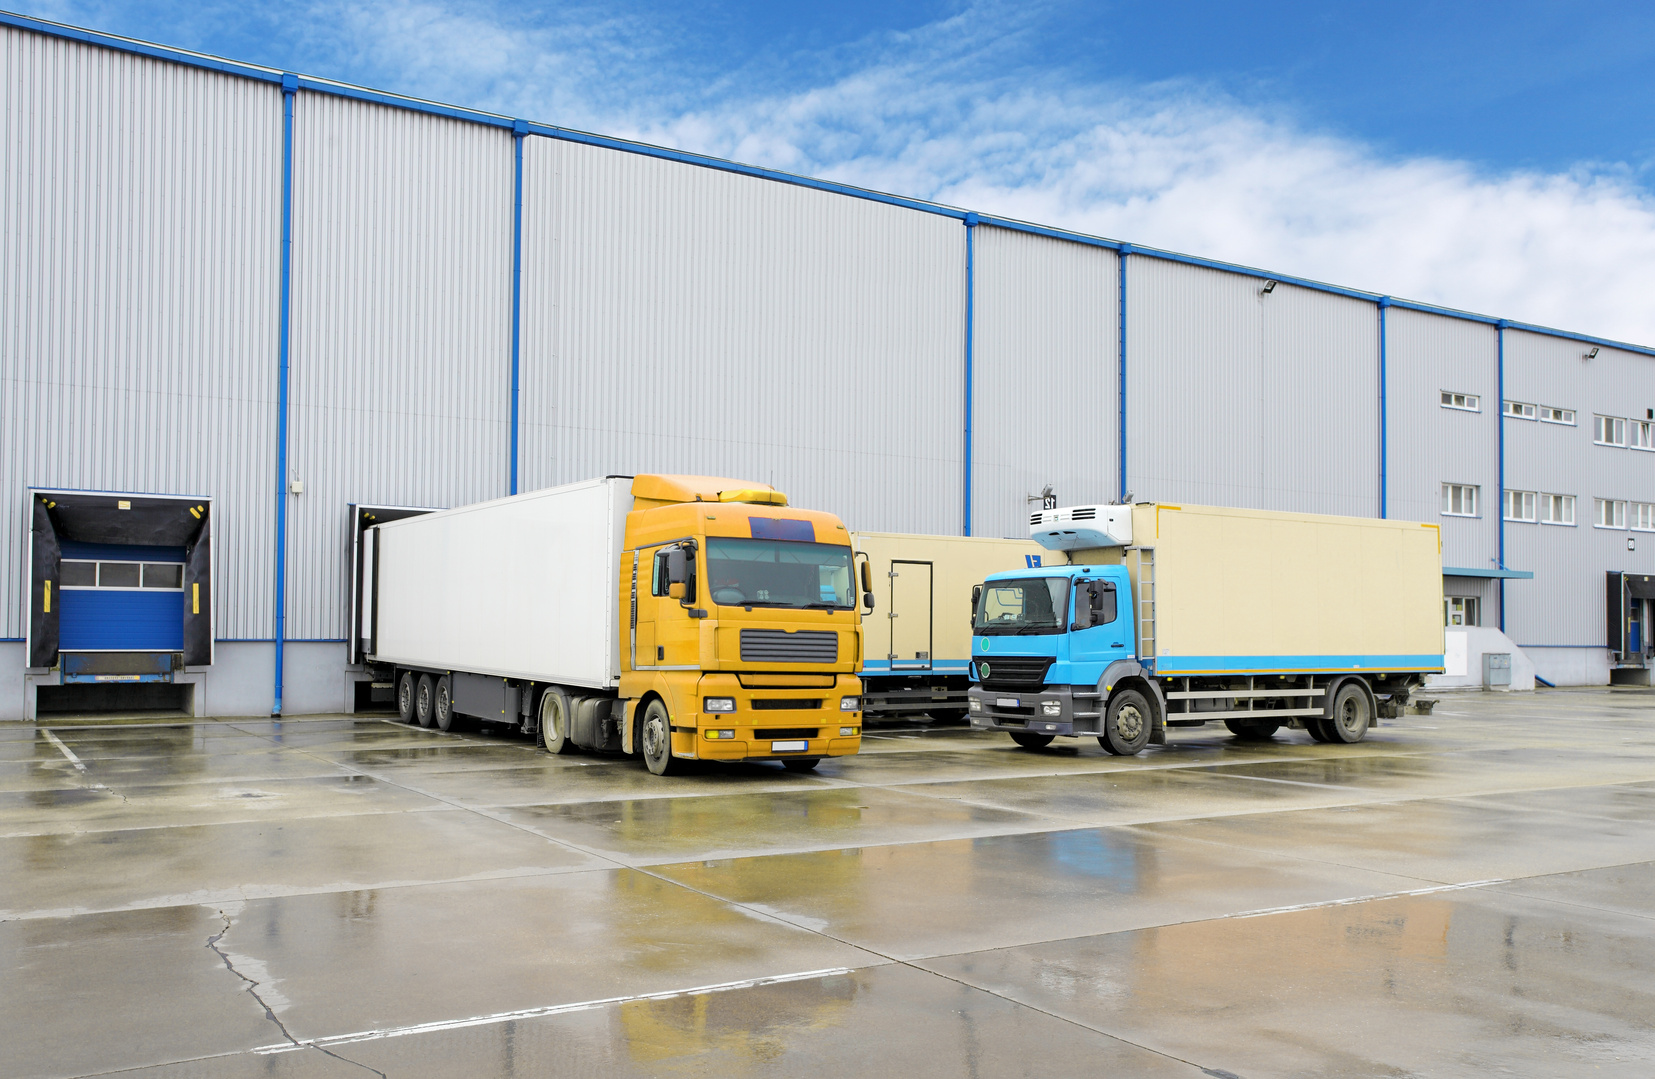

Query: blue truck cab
[967,564,1166,755]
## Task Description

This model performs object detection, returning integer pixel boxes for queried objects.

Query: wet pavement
[2,689,1653,1077]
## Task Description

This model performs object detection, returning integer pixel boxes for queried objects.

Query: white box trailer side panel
[1136,503,1443,675]
[852,532,1059,674]
[370,478,627,687]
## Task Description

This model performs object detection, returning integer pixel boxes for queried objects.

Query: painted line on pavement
[41,729,86,771]
[253,966,856,1053]
[1226,879,1509,920]
[1213,771,1351,792]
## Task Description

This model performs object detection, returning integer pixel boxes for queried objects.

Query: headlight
[839,696,861,711]
[704,729,736,739]
[1042,701,1062,716]
[840,726,859,736]
[703,697,736,713]
[969,698,982,712]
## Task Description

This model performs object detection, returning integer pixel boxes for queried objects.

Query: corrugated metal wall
[518,136,965,536]
[1125,259,1377,515]
[1503,330,1655,646]
[0,26,280,640]
[285,93,513,640]
[1385,308,1498,572]
[971,227,1118,539]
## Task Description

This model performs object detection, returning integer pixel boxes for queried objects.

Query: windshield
[973,577,1070,635]
[705,538,854,609]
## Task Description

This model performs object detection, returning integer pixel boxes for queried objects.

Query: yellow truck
[361,475,868,774]
[850,531,1057,721]
[969,502,1444,753]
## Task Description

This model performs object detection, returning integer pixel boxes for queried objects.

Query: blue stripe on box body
[59,590,184,650]
[749,518,815,542]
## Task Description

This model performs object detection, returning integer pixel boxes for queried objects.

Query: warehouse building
[3,11,1652,719]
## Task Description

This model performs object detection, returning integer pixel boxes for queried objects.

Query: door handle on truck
[1111,642,1125,648]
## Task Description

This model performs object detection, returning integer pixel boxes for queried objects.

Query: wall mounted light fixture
[1586,346,1600,359]
[1261,280,1277,294]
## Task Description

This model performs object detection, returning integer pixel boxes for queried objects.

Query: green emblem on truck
[979,663,990,678]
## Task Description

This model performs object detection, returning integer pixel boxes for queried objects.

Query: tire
[1324,680,1373,744]
[1010,732,1054,749]
[1100,689,1152,756]
[639,699,678,776]
[539,689,575,754]
[415,674,436,728]
[434,676,455,732]
[396,671,416,723]
[1224,719,1281,741]
[1303,717,1332,743]
[782,758,820,772]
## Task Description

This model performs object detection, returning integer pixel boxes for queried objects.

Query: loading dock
[24,490,213,719]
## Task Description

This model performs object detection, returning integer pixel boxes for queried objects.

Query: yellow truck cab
[619,475,867,774]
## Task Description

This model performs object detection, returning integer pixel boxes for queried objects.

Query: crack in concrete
[316,1045,388,1077]
[206,911,297,1048]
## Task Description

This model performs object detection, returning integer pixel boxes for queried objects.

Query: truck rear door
[888,560,933,669]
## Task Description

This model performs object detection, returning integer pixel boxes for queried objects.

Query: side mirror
[859,558,875,612]
[665,548,688,585]
[668,581,686,600]
[970,584,982,628]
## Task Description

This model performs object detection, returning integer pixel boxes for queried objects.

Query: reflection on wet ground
[3,689,1654,1077]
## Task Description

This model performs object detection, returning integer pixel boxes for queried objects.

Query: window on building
[1441,483,1479,517]
[1633,503,1655,532]
[1538,406,1575,425]
[1504,490,1537,522]
[1596,498,1628,529]
[1503,400,1536,419]
[58,560,184,590]
[1441,392,1480,412]
[1445,596,1480,627]
[1595,415,1627,446]
[1540,493,1576,526]
[1632,420,1655,451]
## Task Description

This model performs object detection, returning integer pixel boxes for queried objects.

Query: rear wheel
[539,689,574,754]
[1303,717,1332,743]
[1100,689,1152,756]
[1010,732,1054,749]
[782,758,820,772]
[1225,719,1281,741]
[415,674,435,728]
[396,671,415,723]
[640,699,678,776]
[1324,681,1373,744]
[434,676,455,732]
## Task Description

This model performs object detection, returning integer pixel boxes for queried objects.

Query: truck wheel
[1010,732,1054,749]
[434,676,455,732]
[640,699,678,776]
[1324,681,1373,744]
[1224,719,1281,741]
[415,674,436,728]
[1303,718,1332,743]
[539,690,575,754]
[396,671,415,723]
[1100,689,1152,756]
[782,758,820,772]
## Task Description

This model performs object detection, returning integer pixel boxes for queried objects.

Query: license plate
[996,697,1020,708]
[771,740,808,752]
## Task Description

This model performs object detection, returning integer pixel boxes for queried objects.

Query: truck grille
[977,656,1054,689]
[741,629,837,663]
[751,698,822,710]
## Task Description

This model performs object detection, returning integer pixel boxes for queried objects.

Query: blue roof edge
[4,7,1652,358]
[1442,566,1536,580]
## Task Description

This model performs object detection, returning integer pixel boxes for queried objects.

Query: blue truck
[967,502,1446,755]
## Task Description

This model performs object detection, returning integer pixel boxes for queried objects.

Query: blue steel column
[273,74,297,715]
[510,121,527,495]
[1117,245,1131,502]
[963,212,977,536]
[1378,297,1391,518]
[1496,319,1509,631]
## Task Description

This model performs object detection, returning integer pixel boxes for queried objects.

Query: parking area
[3,689,1654,1077]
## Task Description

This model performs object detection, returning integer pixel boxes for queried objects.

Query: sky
[19,0,1655,344]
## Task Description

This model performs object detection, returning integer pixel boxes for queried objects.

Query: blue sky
[20,0,1655,343]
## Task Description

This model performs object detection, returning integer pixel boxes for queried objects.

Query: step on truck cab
[967,502,1445,755]
[362,475,868,775]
